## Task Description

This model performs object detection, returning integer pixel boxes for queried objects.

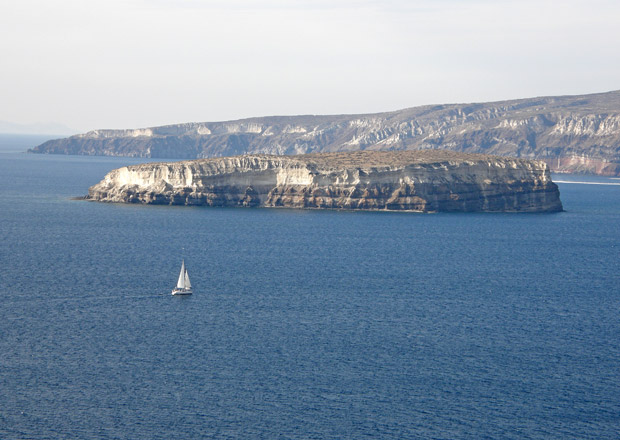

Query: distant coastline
[0,133,62,153]
[553,180,620,185]
[29,90,620,176]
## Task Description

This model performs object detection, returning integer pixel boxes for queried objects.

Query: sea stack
[86,150,563,213]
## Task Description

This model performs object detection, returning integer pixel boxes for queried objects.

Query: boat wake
[555,180,620,186]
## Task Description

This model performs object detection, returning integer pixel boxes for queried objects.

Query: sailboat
[171,259,193,295]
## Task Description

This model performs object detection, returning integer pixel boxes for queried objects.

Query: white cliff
[87,150,563,213]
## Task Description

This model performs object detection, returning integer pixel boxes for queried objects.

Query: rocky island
[32,90,620,176]
[86,150,563,213]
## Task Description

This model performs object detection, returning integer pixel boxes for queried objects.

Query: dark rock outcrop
[86,150,563,213]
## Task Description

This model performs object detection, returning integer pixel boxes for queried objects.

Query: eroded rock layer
[86,151,563,213]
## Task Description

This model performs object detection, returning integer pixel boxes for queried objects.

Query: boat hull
[171,288,193,296]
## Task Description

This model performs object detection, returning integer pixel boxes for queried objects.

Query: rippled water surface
[1,144,619,439]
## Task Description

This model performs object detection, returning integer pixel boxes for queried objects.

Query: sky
[1,0,619,133]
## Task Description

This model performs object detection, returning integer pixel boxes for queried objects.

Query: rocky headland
[86,150,563,213]
[33,90,620,176]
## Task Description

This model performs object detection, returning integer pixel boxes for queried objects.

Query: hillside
[31,90,620,175]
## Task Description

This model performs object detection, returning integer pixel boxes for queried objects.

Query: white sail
[184,270,191,289]
[172,258,193,295]
[176,260,186,289]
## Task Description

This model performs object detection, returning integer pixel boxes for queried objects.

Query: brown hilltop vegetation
[281,150,526,168]
[161,150,538,172]
[164,149,508,166]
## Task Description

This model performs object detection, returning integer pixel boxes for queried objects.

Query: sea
[1,134,619,439]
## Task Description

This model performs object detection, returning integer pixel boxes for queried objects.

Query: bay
[0,140,619,439]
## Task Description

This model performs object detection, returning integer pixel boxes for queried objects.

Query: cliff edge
[86,151,562,213]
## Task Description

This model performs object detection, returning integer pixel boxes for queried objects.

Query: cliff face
[86,151,563,213]
[32,91,620,176]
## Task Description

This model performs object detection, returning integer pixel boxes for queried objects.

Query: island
[33,90,620,176]
[86,150,563,213]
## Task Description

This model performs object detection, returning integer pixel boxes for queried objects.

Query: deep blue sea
[1,135,619,439]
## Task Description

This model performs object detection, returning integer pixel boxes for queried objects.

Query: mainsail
[176,260,187,289]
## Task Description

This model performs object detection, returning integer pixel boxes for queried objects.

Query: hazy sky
[1,0,619,132]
